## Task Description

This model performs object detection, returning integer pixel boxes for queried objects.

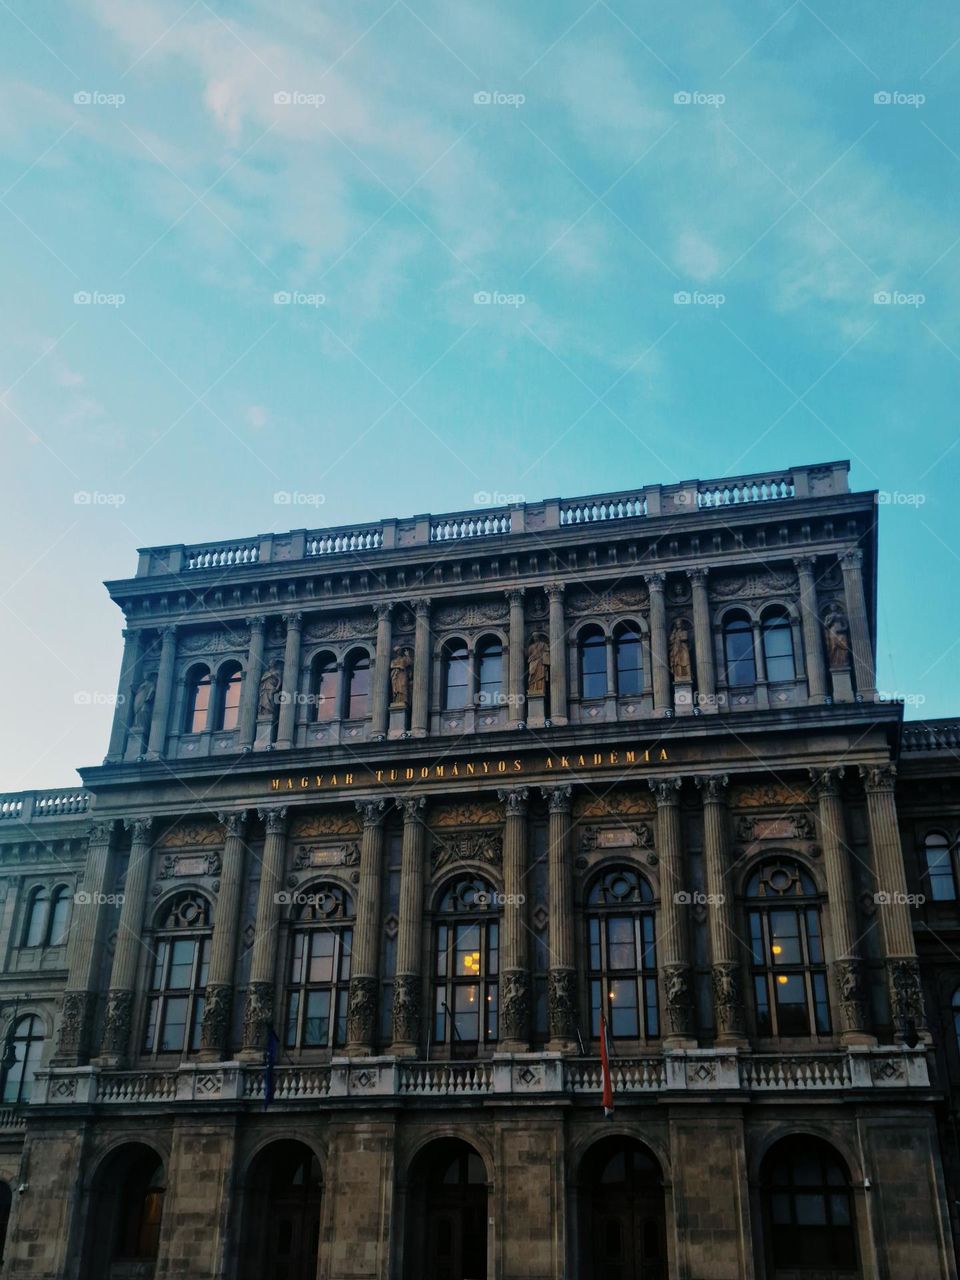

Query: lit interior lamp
[771,944,783,955]
[777,975,789,985]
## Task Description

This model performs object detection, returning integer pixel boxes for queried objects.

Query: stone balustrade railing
[902,722,960,753]
[0,789,91,823]
[134,462,849,577]
[32,1045,928,1109]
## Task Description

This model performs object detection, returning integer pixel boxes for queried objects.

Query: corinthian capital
[808,767,844,798]
[414,597,432,617]
[257,806,288,834]
[643,571,666,591]
[373,601,393,622]
[649,777,682,806]
[123,815,154,843]
[398,795,426,822]
[694,774,729,804]
[685,567,708,587]
[859,763,896,794]
[541,784,573,814]
[498,787,529,816]
[356,798,388,827]
[217,809,248,836]
[546,581,565,602]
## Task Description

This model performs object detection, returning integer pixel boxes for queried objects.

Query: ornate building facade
[0,459,957,1279]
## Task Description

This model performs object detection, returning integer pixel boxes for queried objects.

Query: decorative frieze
[430,831,503,874]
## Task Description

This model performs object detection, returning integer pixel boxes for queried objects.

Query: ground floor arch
[577,1135,667,1280]
[80,1141,166,1280]
[759,1133,860,1280]
[238,1139,323,1280]
[404,1137,489,1280]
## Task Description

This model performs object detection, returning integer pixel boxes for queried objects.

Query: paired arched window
[586,867,658,1040]
[284,885,354,1050]
[311,652,338,722]
[762,610,795,682]
[143,892,212,1056]
[433,877,499,1046]
[442,640,470,710]
[747,861,830,1038]
[923,831,956,901]
[184,665,212,734]
[213,661,243,731]
[762,1137,857,1275]
[343,650,371,720]
[723,613,756,687]
[476,636,503,708]
[22,885,71,948]
[1,1014,45,1104]
[614,623,643,696]
[579,626,607,700]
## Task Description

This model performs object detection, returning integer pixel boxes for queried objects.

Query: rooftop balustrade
[133,461,850,578]
[0,789,91,823]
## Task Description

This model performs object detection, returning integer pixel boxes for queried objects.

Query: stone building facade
[0,459,958,1279]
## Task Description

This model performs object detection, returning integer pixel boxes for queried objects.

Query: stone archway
[239,1139,323,1280]
[81,1142,166,1280]
[405,1137,488,1280]
[578,1136,666,1280]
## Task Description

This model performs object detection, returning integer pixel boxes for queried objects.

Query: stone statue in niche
[390,645,413,708]
[668,618,692,682]
[131,674,157,733]
[822,605,851,670]
[257,661,282,716]
[526,635,550,696]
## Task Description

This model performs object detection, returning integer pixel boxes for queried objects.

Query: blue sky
[1,0,958,788]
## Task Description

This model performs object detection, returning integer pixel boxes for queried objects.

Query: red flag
[599,1015,614,1116]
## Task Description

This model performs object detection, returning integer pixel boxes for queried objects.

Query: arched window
[184,665,212,734]
[212,661,243,732]
[405,1139,487,1280]
[1,1014,45,1104]
[239,1141,323,1280]
[586,867,658,1040]
[476,636,503,708]
[83,1144,165,1278]
[310,652,338,722]
[762,1137,857,1276]
[614,623,643,697]
[433,877,499,1047]
[579,626,607,700]
[22,887,49,948]
[442,640,470,710]
[143,892,212,1056]
[923,831,956,901]
[747,861,830,1038]
[47,886,71,946]
[762,610,795,682]
[284,885,354,1050]
[723,613,756,687]
[579,1138,666,1280]
[343,651,371,720]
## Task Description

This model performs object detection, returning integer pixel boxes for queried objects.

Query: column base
[663,1035,698,1051]
[547,1038,577,1054]
[345,1042,373,1057]
[499,1039,531,1055]
[715,1033,749,1050]
[388,1042,419,1058]
[237,1047,265,1064]
[840,1031,878,1048]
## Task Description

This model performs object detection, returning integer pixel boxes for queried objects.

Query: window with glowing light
[586,867,659,1041]
[433,877,499,1048]
[747,861,830,1039]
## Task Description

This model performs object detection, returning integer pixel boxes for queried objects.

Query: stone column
[649,778,696,1047]
[547,582,568,724]
[506,588,525,725]
[840,549,877,699]
[860,764,928,1041]
[346,799,388,1053]
[369,603,393,738]
[645,573,671,713]
[391,797,426,1054]
[99,816,154,1065]
[498,787,530,1051]
[53,821,116,1064]
[687,569,716,712]
[199,811,248,1060]
[146,626,178,757]
[275,612,303,749]
[106,629,142,761]
[240,806,288,1057]
[695,775,746,1043]
[237,615,266,750]
[809,769,873,1044]
[794,557,827,702]
[543,784,576,1049]
[410,598,432,737]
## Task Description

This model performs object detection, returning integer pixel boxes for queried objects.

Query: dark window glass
[47,887,71,946]
[764,1139,857,1271]
[924,833,956,901]
[216,664,243,731]
[615,625,643,696]
[476,638,503,708]
[186,668,212,734]
[443,642,469,710]
[724,617,756,687]
[586,868,657,1041]
[580,628,607,700]
[312,654,338,722]
[345,654,371,720]
[23,889,49,948]
[285,885,354,1051]
[762,614,795,682]
[1,1015,45,1103]
[747,862,830,1039]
